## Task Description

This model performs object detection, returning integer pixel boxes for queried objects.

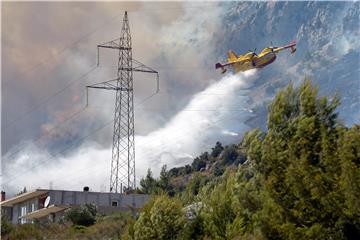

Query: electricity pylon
[87,11,159,193]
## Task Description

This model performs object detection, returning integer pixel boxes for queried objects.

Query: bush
[1,215,13,236]
[3,224,42,240]
[212,162,224,177]
[179,215,205,240]
[133,195,186,240]
[192,152,209,172]
[65,203,97,227]
[211,142,224,158]
[221,145,239,166]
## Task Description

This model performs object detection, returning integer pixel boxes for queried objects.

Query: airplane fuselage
[233,51,277,72]
[253,51,277,68]
[215,41,296,74]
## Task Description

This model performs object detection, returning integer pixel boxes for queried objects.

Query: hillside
[213,1,360,128]
[3,80,359,240]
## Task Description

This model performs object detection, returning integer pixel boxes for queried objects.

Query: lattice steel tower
[87,11,159,193]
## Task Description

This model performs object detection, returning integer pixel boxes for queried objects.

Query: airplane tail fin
[215,63,227,74]
[227,51,238,61]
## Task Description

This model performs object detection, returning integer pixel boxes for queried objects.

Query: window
[111,201,118,207]
[31,203,35,212]
[20,206,27,224]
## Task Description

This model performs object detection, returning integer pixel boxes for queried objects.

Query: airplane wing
[273,40,297,54]
[215,57,249,74]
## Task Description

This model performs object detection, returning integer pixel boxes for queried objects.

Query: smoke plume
[2,70,257,196]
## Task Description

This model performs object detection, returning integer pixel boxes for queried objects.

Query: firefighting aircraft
[215,40,296,74]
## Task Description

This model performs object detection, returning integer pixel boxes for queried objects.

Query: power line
[157,91,250,96]
[3,106,88,161]
[3,4,217,88]
[3,13,124,88]
[42,114,243,191]
[3,77,249,186]
[87,11,160,193]
[3,4,223,187]
[38,93,162,191]
[3,66,97,130]
[3,92,159,186]
[4,96,245,190]
[88,106,252,113]
[98,65,213,70]
[2,5,217,128]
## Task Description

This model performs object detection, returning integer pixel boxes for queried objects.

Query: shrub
[133,195,186,240]
[65,203,97,227]
[1,215,13,236]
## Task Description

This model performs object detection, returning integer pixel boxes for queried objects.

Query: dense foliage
[3,80,359,239]
[134,80,360,239]
[2,212,131,240]
[64,203,97,227]
[132,195,186,240]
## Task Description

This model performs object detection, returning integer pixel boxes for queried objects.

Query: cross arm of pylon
[132,58,156,73]
[87,78,130,91]
[85,77,133,106]
[97,38,131,66]
[97,38,131,50]
[131,58,159,93]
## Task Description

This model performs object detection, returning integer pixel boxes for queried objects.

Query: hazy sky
[2,1,223,154]
[2,1,242,194]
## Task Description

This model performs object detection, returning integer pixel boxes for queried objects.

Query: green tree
[249,80,358,239]
[338,125,360,239]
[212,162,224,177]
[158,165,175,196]
[192,152,209,171]
[130,80,360,240]
[179,214,206,240]
[158,165,170,190]
[181,173,209,204]
[221,144,239,166]
[140,169,157,194]
[211,142,224,158]
[1,215,13,236]
[65,203,97,227]
[201,171,237,239]
[133,195,186,240]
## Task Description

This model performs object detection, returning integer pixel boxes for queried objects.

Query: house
[0,188,149,224]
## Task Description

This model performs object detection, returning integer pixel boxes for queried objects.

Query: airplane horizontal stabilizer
[215,63,227,74]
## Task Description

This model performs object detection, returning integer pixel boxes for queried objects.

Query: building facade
[1,188,149,224]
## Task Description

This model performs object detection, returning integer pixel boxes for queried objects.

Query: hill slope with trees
[133,79,360,239]
[2,80,359,239]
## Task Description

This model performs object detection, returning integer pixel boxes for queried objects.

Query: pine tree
[140,169,156,194]
[133,195,186,240]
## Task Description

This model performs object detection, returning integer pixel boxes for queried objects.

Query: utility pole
[87,11,159,193]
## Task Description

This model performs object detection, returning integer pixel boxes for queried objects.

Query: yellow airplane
[215,40,296,74]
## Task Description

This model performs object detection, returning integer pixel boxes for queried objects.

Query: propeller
[270,41,278,52]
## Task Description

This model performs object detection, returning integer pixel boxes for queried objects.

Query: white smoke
[2,70,257,196]
[135,70,257,176]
